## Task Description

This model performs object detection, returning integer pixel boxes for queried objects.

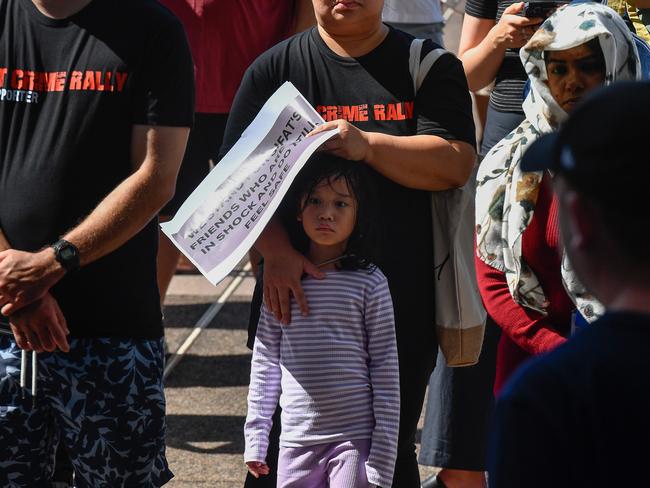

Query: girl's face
[545,42,606,113]
[298,176,357,254]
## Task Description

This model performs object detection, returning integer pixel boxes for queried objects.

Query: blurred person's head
[520,2,640,130]
[312,0,384,36]
[522,82,650,310]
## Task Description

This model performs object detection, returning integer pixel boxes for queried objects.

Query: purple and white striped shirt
[244,268,400,487]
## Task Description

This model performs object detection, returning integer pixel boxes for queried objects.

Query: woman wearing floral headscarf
[475,1,641,394]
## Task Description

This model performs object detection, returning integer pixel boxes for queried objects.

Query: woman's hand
[246,461,270,478]
[491,2,543,49]
[309,120,371,161]
[263,248,324,325]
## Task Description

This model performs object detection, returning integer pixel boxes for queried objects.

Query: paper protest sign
[161,82,339,285]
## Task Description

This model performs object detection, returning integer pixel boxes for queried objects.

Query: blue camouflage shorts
[0,335,173,487]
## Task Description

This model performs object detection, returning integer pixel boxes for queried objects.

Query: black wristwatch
[51,239,80,272]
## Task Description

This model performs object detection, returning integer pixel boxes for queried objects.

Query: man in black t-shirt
[488,82,650,488]
[0,0,193,485]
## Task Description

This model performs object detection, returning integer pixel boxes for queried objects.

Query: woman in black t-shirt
[221,1,476,487]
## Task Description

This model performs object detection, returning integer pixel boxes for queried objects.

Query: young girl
[244,155,400,488]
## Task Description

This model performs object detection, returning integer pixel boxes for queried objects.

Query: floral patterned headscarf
[475,2,640,321]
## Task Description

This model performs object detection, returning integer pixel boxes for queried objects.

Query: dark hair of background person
[285,153,380,272]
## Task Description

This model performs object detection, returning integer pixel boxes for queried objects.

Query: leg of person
[388,268,438,487]
[418,318,501,488]
[391,333,437,487]
[41,337,173,487]
[276,443,328,488]
[0,336,58,487]
[157,113,229,300]
[418,107,524,487]
[418,106,525,488]
[327,439,371,488]
[245,405,281,487]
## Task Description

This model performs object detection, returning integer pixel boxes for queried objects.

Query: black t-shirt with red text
[0,0,194,338]
[222,26,475,337]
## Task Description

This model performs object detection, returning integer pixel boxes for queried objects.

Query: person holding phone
[475,1,640,395]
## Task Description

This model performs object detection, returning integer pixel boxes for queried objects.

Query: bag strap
[409,38,449,94]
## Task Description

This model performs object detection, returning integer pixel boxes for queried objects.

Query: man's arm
[64,125,188,265]
[0,125,189,316]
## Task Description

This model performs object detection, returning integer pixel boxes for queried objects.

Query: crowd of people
[0,0,648,487]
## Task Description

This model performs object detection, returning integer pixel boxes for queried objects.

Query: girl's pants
[277,439,371,488]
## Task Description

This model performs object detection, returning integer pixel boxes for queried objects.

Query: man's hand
[263,248,324,325]
[309,120,371,161]
[246,461,270,479]
[9,292,69,353]
[0,248,65,316]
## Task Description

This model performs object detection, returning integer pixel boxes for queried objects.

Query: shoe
[421,475,448,488]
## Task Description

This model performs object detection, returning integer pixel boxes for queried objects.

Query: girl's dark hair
[285,153,378,272]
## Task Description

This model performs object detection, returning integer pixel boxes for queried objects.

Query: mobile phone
[522,1,568,18]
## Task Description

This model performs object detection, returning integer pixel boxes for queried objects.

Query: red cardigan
[476,174,575,394]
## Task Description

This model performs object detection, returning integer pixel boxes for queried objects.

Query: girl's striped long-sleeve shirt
[244,268,400,487]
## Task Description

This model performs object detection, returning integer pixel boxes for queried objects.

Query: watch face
[61,247,76,260]
[53,239,79,271]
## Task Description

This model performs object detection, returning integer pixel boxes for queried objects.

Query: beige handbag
[409,39,486,366]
